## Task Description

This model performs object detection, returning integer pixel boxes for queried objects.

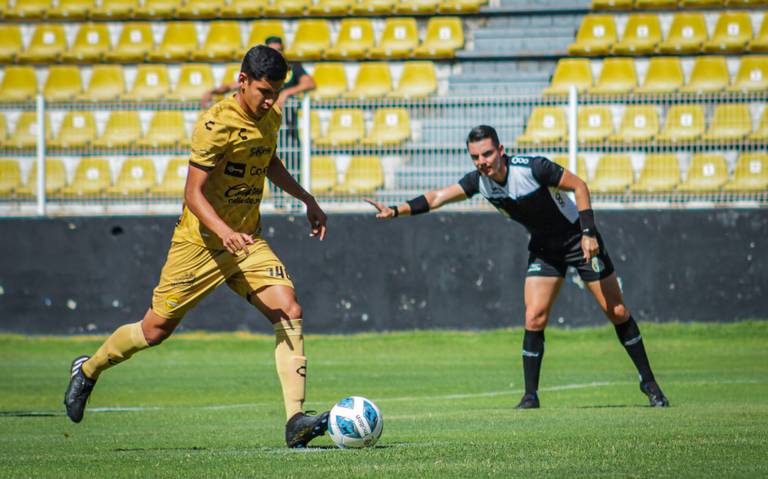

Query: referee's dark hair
[466,125,500,148]
[241,45,288,83]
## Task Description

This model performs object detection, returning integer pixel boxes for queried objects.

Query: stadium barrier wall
[0,210,765,335]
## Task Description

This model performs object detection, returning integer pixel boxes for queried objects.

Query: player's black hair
[466,125,500,147]
[240,45,288,83]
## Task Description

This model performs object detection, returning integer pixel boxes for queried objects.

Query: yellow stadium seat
[568,15,617,56]
[79,65,125,101]
[61,23,111,63]
[657,105,705,143]
[390,61,437,99]
[91,0,138,19]
[126,65,171,100]
[351,0,396,15]
[170,64,215,100]
[310,156,337,193]
[135,0,179,18]
[368,18,419,59]
[635,0,676,8]
[749,108,768,141]
[0,159,22,196]
[60,158,112,197]
[148,22,198,62]
[263,0,309,15]
[0,114,7,145]
[413,17,465,59]
[248,20,286,48]
[440,0,487,13]
[0,66,38,103]
[591,0,632,8]
[702,103,752,142]
[324,19,374,60]
[5,0,50,19]
[589,58,637,95]
[577,106,613,143]
[308,0,353,15]
[728,56,768,92]
[345,63,392,99]
[297,110,321,142]
[192,21,241,61]
[138,111,187,148]
[336,156,384,194]
[221,0,266,17]
[613,14,662,55]
[48,0,92,19]
[177,0,223,18]
[16,159,68,197]
[285,20,331,60]
[106,158,157,196]
[0,25,23,63]
[43,66,82,102]
[516,107,567,145]
[678,154,728,192]
[748,15,768,52]
[93,111,142,149]
[543,58,593,96]
[395,0,440,14]
[19,24,67,63]
[680,56,730,94]
[679,0,722,5]
[315,109,365,146]
[610,105,660,143]
[552,155,588,180]
[725,153,768,192]
[631,154,680,193]
[658,13,707,55]
[151,158,188,196]
[105,23,153,62]
[49,111,96,149]
[704,12,752,53]
[8,113,51,149]
[362,108,411,146]
[222,63,242,85]
[310,63,348,99]
[635,57,684,94]
[590,154,633,193]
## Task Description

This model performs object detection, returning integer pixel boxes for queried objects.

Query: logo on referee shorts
[528,263,542,273]
[591,257,604,273]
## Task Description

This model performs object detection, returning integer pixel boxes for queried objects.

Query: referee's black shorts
[526,232,615,283]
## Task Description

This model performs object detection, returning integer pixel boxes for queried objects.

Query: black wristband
[579,208,597,237]
[406,195,430,215]
[389,205,399,217]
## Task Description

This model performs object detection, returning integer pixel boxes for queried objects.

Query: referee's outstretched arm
[366,183,467,219]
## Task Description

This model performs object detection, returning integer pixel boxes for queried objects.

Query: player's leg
[585,272,669,407]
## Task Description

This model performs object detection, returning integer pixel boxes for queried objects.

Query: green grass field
[1,322,767,478]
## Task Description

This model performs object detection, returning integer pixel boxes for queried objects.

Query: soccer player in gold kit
[64,45,331,448]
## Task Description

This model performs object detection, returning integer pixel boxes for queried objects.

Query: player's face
[239,74,283,119]
[468,138,505,178]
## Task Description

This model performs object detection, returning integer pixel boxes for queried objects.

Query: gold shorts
[151,238,294,320]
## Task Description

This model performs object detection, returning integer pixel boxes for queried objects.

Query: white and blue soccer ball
[328,396,383,449]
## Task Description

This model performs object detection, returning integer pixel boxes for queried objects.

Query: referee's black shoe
[64,355,96,423]
[515,393,540,409]
[285,410,329,448]
[640,381,669,407]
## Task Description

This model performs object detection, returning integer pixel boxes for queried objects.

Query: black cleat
[640,381,670,407]
[515,393,540,409]
[285,410,329,448]
[64,355,96,423]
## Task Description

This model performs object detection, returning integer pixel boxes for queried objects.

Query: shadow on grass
[574,404,648,409]
[0,411,62,417]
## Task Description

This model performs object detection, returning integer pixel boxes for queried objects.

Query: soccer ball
[327,396,383,449]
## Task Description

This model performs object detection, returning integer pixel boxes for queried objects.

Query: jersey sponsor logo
[238,128,248,141]
[225,183,263,205]
[224,161,246,178]
[508,156,531,166]
[250,166,268,176]
[250,146,272,157]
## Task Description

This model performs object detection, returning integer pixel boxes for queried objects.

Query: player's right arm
[366,183,467,219]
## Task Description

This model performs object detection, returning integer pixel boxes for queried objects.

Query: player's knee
[284,301,303,321]
[607,303,629,323]
[525,309,548,330]
[144,327,171,346]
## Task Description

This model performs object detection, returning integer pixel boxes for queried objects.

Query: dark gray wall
[0,210,766,334]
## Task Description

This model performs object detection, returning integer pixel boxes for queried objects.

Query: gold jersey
[172,95,282,249]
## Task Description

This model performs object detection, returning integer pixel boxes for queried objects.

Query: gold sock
[82,321,150,380]
[274,318,306,420]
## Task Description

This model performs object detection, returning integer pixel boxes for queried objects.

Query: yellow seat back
[347,63,392,99]
[310,155,337,193]
[632,154,680,192]
[591,154,633,193]
[543,59,593,95]
[680,154,728,191]
[311,63,348,99]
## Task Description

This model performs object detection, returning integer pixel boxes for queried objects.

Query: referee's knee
[606,304,630,324]
[525,309,548,330]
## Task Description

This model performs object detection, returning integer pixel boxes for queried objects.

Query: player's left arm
[267,155,327,240]
[556,167,599,261]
